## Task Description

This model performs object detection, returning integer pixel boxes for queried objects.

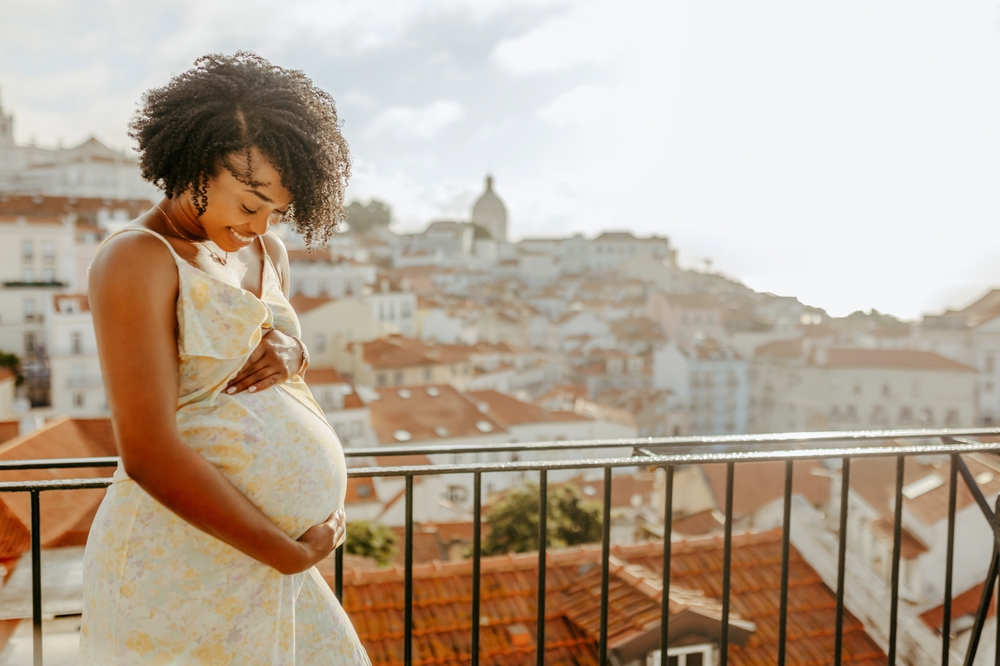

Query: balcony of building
[0,426,1000,664]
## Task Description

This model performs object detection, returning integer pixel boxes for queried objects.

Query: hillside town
[1,92,1000,663]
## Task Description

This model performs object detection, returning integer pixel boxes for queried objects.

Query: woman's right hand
[290,509,347,573]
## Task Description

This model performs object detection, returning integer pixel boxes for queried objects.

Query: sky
[2,0,1000,320]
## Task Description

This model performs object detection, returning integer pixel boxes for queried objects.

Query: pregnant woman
[80,53,370,663]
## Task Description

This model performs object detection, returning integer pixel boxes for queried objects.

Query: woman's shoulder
[261,231,289,266]
[89,226,180,293]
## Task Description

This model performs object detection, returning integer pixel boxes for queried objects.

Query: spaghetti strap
[92,226,184,267]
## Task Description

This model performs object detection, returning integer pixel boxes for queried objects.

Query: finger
[226,355,271,390]
[227,368,281,394]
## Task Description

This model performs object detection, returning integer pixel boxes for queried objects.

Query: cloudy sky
[3,0,1000,319]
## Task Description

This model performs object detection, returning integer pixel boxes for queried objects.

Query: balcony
[3,428,1000,665]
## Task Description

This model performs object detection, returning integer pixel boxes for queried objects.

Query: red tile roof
[0,421,17,446]
[0,417,116,558]
[823,349,976,373]
[700,461,831,518]
[849,454,1000,526]
[289,294,334,314]
[53,293,90,313]
[921,580,997,633]
[304,367,349,385]
[369,385,506,444]
[330,530,884,665]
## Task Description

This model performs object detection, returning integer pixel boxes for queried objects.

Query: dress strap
[93,226,184,265]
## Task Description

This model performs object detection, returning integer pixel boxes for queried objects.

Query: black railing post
[942,453,958,666]
[472,472,482,666]
[834,458,850,666]
[661,465,673,666]
[30,490,42,666]
[404,475,413,666]
[599,467,612,666]
[537,470,547,666]
[888,456,905,666]
[334,546,343,603]
[720,462,734,666]
[778,460,793,666]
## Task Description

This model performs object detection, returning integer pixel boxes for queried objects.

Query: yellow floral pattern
[80,227,370,664]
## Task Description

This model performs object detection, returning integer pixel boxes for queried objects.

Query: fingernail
[226,387,237,395]
[248,386,257,393]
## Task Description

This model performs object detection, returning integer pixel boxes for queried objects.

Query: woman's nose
[249,216,269,236]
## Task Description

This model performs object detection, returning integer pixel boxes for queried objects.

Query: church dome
[471,175,507,242]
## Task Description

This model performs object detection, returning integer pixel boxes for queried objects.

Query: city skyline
[5,1,1000,320]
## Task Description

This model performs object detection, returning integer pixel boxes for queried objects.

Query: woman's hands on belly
[297,508,347,566]
[225,328,305,395]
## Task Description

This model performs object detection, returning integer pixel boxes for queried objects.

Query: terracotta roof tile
[0,421,18,445]
[921,579,997,633]
[304,367,349,385]
[700,461,831,517]
[330,530,884,665]
[369,385,506,444]
[289,294,334,314]
[0,418,115,555]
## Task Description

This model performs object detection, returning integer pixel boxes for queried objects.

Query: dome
[471,175,507,243]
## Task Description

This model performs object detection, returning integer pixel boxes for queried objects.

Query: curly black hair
[129,52,351,247]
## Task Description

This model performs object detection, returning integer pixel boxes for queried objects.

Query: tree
[344,199,392,234]
[345,520,398,566]
[482,483,603,556]
[0,352,22,386]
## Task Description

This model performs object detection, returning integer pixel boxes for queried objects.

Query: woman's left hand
[225,329,304,395]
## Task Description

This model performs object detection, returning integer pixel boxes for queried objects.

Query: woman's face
[191,147,293,252]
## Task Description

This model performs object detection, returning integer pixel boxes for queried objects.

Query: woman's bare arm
[89,231,334,574]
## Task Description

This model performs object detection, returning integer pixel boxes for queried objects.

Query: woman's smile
[228,227,256,247]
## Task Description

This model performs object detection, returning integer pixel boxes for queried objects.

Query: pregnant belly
[176,385,346,538]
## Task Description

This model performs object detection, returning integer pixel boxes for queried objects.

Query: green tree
[482,483,603,556]
[0,352,22,386]
[344,199,392,234]
[345,520,398,566]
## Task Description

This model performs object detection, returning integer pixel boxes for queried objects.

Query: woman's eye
[241,204,258,215]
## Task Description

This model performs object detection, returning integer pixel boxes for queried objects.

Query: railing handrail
[1,427,998,473]
[1,429,999,482]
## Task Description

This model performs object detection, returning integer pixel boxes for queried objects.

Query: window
[41,268,55,282]
[376,373,387,388]
[22,298,36,319]
[946,409,960,427]
[988,354,996,373]
[423,368,432,382]
[882,383,891,397]
[72,392,84,408]
[444,485,468,504]
[872,405,887,424]
[899,407,913,424]
[313,333,326,353]
[853,383,862,396]
[42,241,55,263]
[71,331,82,355]
[656,645,712,666]
[919,408,933,425]
[393,371,404,386]
[988,382,995,394]
[21,267,33,282]
[24,332,36,353]
[847,405,858,421]
[21,240,33,260]
[911,379,920,397]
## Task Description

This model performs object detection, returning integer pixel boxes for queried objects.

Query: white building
[749,341,978,433]
[0,90,155,200]
[919,290,1000,425]
[47,294,105,417]
[366,281,417,337]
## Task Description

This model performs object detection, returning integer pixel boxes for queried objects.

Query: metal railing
[6,427,1000,665]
